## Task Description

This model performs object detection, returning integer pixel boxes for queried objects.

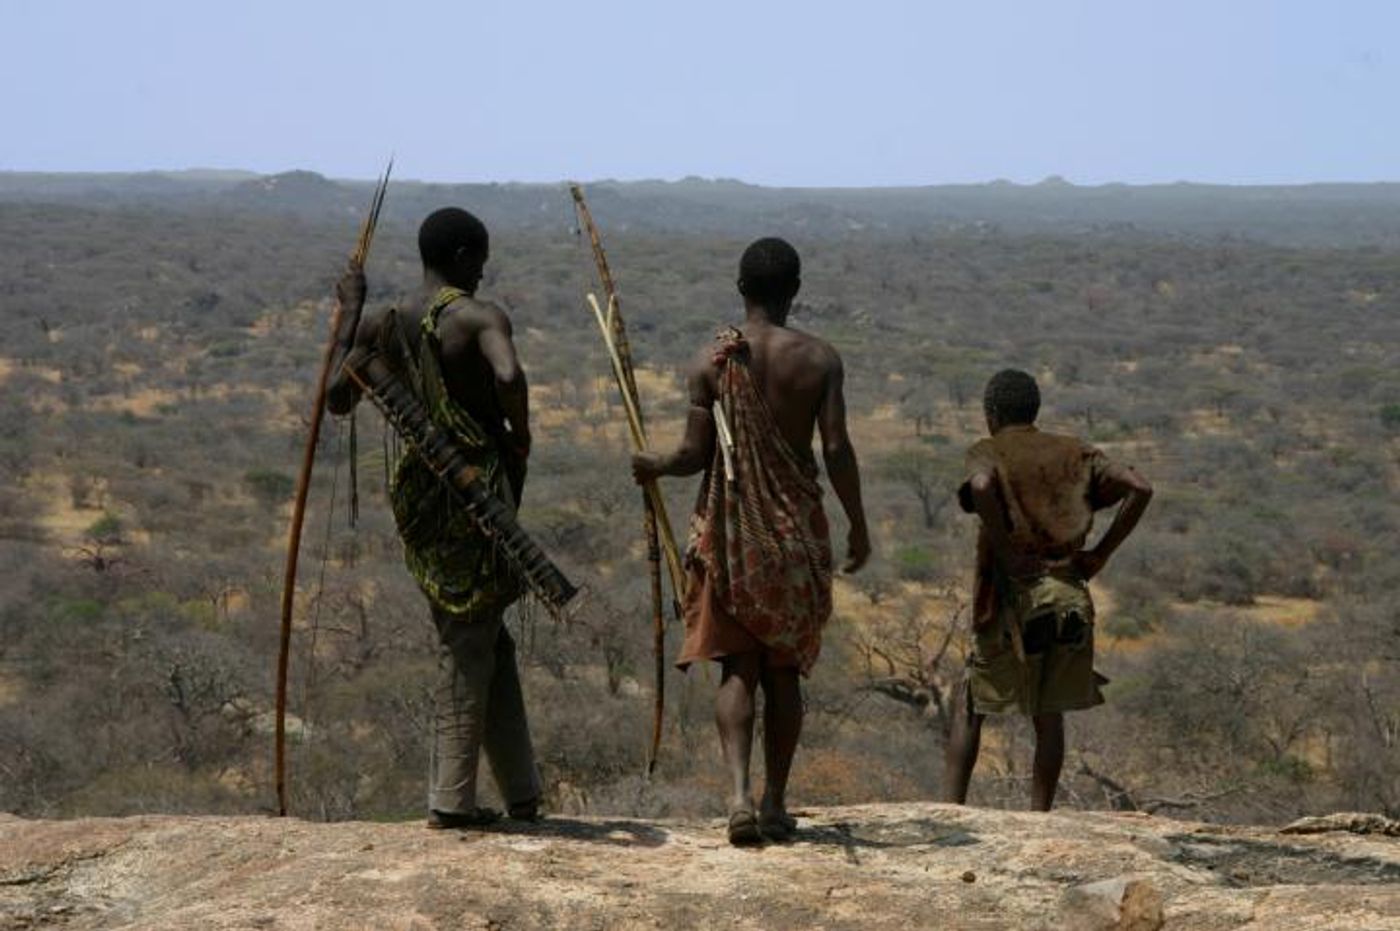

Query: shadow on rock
[1166,833,1400,887]
[792,818,981,864]
[477,817,670,848]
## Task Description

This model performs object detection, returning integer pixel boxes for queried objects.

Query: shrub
[243,469,294,506]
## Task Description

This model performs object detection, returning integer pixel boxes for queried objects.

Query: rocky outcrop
[2,804,1396,930]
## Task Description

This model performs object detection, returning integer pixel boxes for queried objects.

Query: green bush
[244,469,294,506]
[893,544,939,582]
[85,512,123,544]
[48,598,105,625]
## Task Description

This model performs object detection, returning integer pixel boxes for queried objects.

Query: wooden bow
[570,183,683,775]
[274,162,391,817]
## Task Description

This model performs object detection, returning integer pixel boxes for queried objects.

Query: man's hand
[336,261,367,308]
[631,451,666,485]
[998,548,1043,580]
[842,525,871,573]
[1072,549,1108,581]
[504,440,529,507]
[508,429,532,461]
[334,262,367,345]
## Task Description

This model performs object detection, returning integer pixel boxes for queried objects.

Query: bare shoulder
[446,295,513,334]
[786,326,843,381]
[688,339,721,393]
[434,296,513,356]
[789,325,841,361]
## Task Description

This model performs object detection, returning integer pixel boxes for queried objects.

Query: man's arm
[632,348,716,482]
[966,468,1038,578]
[467,304,531,457]
[1075,469,1153,580]
[817,351,871,573]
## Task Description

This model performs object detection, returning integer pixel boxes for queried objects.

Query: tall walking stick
[275,162,391,816]
[570,183,679,774]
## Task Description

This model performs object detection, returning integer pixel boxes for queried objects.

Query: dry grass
[0,675,21,709]
[0,357,63,386]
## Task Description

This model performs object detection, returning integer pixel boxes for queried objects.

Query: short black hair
[418,207,489,272]
[738,237,801,305]
[984,369,1040,425]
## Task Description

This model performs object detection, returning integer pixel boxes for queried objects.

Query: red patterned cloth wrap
[677,328,834,675]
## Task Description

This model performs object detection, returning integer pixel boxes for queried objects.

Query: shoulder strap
[413,287,471,416]
[423,286,470,337]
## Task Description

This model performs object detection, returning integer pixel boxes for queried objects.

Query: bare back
[637,309,866,573]
[700,322,839,463]
[356,287,514,441]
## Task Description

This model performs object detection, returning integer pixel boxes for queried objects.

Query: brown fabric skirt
[676,570,800,671]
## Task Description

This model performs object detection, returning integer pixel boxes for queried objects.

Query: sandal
[759,810,797,842]
[728,807,763,846]
[507,797,542,823]
[426,807,501,830]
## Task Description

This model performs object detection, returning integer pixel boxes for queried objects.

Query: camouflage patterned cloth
[679,328,833,675]
[389,287,520,619]
[967,571,1105,715]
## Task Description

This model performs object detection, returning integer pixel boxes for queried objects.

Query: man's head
[737,237,801,318]
[983,369,1040,433]
[419,207,489,291]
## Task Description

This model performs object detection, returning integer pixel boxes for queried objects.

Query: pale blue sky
[3,0,1395,186]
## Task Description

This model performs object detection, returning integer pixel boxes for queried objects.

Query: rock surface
[2,804,1397,930]
[1060,875,1165,930]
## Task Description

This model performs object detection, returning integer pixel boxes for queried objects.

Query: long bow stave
[274,162,392,817]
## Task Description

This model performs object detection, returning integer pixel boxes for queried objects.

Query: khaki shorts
[968,574,1105,715]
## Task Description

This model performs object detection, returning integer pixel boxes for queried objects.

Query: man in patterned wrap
[944,369,1153,811]
[327,207,540,828]
[633,238,871,844]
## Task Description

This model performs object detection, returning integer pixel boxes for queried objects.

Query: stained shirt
[958,424,1138,629]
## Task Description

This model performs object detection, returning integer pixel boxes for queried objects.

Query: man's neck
[743,301,788,328]
[423,270,476,297]
[992,422,1037,436]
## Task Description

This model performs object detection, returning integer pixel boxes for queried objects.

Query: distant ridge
[225,170,360,216]
[4,170,1400,247]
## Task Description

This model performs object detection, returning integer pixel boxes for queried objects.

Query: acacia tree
[878,447,959,531]
[850,594,964,736]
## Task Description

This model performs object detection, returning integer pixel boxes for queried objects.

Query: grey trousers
[428,605,541,814]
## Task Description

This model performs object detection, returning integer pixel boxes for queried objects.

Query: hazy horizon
[6,166,1400,191]
[6,0,1397,188]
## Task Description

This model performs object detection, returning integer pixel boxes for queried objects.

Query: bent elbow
[676,442,710,476]
[494,363,522,389]
[822,439,854,470]
[968,471,995,496]
[495,356,530,396]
